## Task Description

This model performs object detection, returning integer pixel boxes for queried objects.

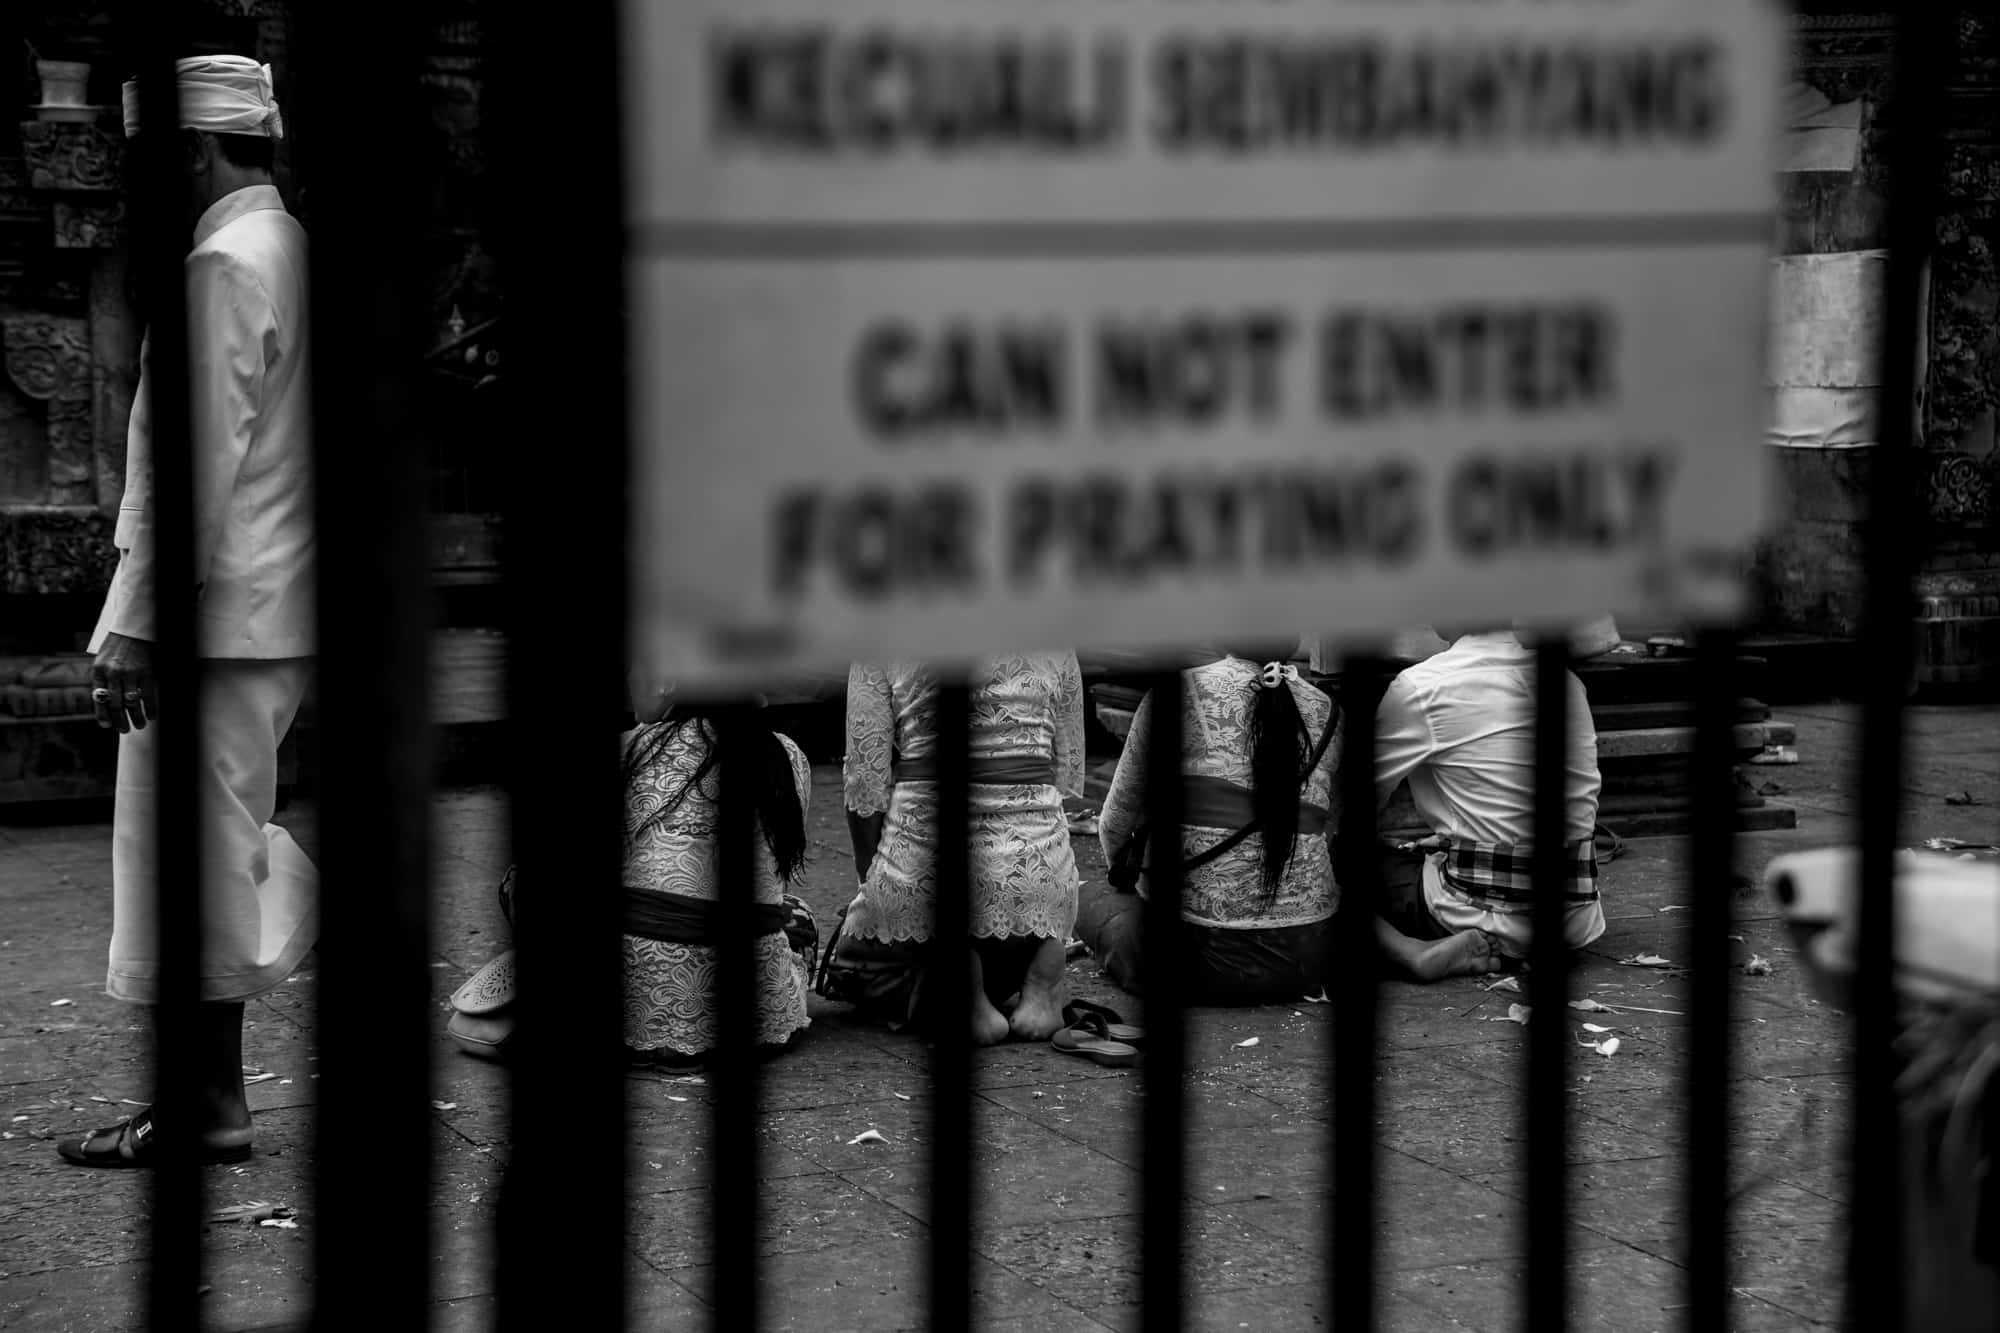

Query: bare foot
[1007,936,1069,1042]
[968,950,1012,1046]
[1410,930,1504,982]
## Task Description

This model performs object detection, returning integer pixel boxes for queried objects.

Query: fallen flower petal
[1568,999,1615,1014]
[1620,954,1673,968]
[1503,1004,1532,1026]
[1744,955,1773,976]
[430,1101,458,1111]
[1484,976,1523,993]
[1234,1037,1261,1048]
[892,1093,912,1101]
[1299,989,1331,1005]
[666,1095,689,1103]
[258,1218,300,1230]
[49,999,74,1007]
[1581,1023,1614,1034]
[1597,1038,1621,1057]
[847,1129,889,1146]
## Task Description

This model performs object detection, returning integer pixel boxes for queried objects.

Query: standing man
[59,55,315,1167]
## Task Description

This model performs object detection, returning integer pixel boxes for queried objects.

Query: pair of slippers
[1051,999,1145,1067]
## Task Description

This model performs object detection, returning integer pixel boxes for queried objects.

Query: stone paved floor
[3,704,1997,1330]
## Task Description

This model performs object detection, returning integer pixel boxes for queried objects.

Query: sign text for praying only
[775,302,1673,599]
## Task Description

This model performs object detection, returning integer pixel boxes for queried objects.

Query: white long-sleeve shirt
[90,184,314,659]
[1374,632,1606,956]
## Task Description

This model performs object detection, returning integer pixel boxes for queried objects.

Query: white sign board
[622,0,1786,688]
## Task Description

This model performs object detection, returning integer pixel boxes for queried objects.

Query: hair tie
[1259,662,1299,690]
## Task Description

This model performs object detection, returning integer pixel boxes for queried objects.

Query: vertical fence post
[930,679,974,1328]
[123,8,203,1326]
[296,5,435,1327]
[714,703,763,1329]
[1850,11,1955,1330]
[489,0,631,1325]
[1141,668,1186,1332]
[1332,655,1385,1333]
[1526,636,1573,1332]
[1684,627,1738,1329]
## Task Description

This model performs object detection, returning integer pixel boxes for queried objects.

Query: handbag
[1107,706,1340,893]
[448,866,518,1060]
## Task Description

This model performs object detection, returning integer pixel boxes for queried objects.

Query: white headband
[122,56,285,141]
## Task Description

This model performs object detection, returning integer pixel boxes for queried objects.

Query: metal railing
[114,3,1958,1330]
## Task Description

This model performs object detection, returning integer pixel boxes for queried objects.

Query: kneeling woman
[621,683,814,1064]
[1083,645,1340,1003]
[828,654,1085,1044]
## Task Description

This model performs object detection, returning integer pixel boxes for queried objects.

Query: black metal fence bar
[1332,657,1386,1333]
[716,706,763,1330]
[490,0,631,1324]
[930,681,975,1328]
[298,4,436,1325]
[1141,669,1188,1330]
[1526,636,1574,1331]
[124,5,202,1326]
[1684,627,1739,1329]
[1849,10,1955,1329]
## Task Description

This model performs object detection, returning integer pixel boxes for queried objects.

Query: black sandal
[56,1107,253,1169]
[1061,999,1146,1046]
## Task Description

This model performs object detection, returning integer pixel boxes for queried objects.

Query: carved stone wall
[0,113,127,537]
[1764,12,2000,644]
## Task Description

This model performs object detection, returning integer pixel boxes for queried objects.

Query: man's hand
[90,633,157,733]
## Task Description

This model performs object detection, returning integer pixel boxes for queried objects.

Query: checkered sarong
[1437,837,1600,908]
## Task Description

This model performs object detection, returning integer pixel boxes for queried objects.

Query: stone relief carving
[51,201,125,250]
[1,316,93,404]
[45,400,95,505]
[18,124,124,194]
[1929,452,1997,527]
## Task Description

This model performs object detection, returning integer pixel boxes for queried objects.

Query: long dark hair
[624,707,808,882]
[1224,646,1315,897]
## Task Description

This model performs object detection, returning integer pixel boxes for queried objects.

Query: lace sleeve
[1098,688,1151,864]
[843,661,895,816]
[1052,652,1085,799]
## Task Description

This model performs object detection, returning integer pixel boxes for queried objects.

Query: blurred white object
[1766,847,2000,1007]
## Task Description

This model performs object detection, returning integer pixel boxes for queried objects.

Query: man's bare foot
[1410,930,1505,982]
[1008,935,1069,1042]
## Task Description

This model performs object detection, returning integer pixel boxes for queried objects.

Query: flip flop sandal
[1062,998,1145,1046]
[56,1108,252,1169]
[1051,1012,1141,1068]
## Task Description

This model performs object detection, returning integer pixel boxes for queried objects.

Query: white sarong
[108,658,317,1004]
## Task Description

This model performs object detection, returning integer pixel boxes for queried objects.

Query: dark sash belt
[1182,775,1330,836]
[894,755,1056,786]
[624,886,787,945]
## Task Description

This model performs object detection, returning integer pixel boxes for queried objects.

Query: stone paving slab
[3,699,1959,1328]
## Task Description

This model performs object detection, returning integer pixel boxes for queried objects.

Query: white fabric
[91,185,314,658]
[122,56,285,140]
[1374,632,1606,958]
[1765,250,1928,450]
[108,658,316,1004]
